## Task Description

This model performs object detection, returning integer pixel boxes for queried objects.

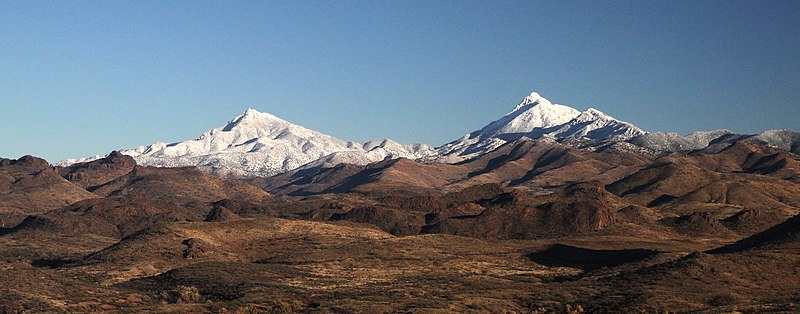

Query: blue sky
[2,1,799,162]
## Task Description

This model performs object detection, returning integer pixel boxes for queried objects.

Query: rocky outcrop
[59,151,136,189]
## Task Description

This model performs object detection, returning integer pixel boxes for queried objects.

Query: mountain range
[6,90,800,312]
[58,91,800,178]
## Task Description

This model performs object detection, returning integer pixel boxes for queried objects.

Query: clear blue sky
[2,1,799,162]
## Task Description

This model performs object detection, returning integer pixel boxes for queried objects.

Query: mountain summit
[484,92,582,136]
[436,92,645,162]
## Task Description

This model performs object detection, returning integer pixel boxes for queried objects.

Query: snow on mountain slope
[531,108,645,140]
[57,154,105,166]
[483,92,583,136]
[750,129,800,153]
[302,139,437,170]
[628,129,800,154]
[628,129,737,152]
[436,92,645,162]
[61,108,436,177]
[436,92,581,162]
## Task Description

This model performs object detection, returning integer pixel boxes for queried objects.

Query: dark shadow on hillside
[31,258,79,268]
[527,244,660,271]
[709,213,800,254]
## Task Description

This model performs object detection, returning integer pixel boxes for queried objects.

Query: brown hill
[252,184,508,236]
[655,174,800,223]
[11,196,203,238]
[80,217,394,280]
[58,151,136,189]
[595,213,800,312]
[691,141,800,182]
[595,249,800,312]
[91,165,269,204]
[254,163,365,195]
[262,158,467,196]
[423,181,629,239]
[0,155,95,228]
[452,138,650,189]
[608,142,800,209]
[607,146,800,237]
[606,159,720,207]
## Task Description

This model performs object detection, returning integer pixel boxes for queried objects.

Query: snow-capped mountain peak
[481,92,581,138]
[436,92,647,162]
[511,92,547,111]
[231,107,284,125]
[435,92,583,162]
[210,108,290,136]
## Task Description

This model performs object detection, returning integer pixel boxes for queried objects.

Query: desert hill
[0,155,96,228]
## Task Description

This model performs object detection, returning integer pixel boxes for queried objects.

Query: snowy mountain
[750,129,800,153]
[436,92,645,162]
[627,128,800,154]
[628,129,737,152]
[531,107,645,140]
[436,92,580,162]
[60,108,436,177]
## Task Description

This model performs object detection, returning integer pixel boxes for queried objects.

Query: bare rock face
[11,155,50,168]
[562,181,619,230]
[59,151,137,189]
[165,285,204,304]
[659,212,734,237]
[204,205,242,222]
[676,212,717,226]
[182,238,212,259]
